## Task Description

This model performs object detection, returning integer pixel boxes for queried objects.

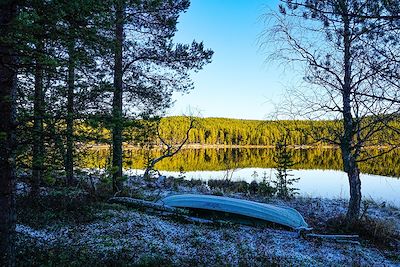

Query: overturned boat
[158,194,309,230]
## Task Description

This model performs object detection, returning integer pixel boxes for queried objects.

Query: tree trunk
[346,157,361,222]
[0,2,17,266]
[66,39,75,186]
[112,0,124,193]
[32,40,45,197]
[341,6,361,223]
[341,136,361,222]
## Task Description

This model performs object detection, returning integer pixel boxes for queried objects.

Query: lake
[82,147,400,206]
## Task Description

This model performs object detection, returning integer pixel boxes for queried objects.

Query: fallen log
[305,233,360,244]
[109,197,216,225]
[158,211,216,225]
[109,197,184,213]
[305,233,359,239]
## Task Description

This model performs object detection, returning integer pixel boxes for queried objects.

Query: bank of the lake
[87,143,397,150]
[15,175,400,266]
[123,168,400,207]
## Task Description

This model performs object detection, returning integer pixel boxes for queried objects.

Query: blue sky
[169,0,292,120]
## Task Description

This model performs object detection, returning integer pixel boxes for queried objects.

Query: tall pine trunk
[112,0,124,192]
[32,40,45,197]
[345,153,361,221]
[0,2,17,266]
[65,39,75,186]
[341,8,361,223]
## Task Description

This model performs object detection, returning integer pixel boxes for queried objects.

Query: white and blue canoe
[158,194,309,230]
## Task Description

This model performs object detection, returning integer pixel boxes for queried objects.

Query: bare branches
[265,0,400,150]
[264,0,400,221]
[143,116,196,179]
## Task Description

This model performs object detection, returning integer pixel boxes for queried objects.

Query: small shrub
[273,131,299,199]
[212,190,224,196]
[326,214,399,249]
[249,180,258,195]
[17,188,97,228]
[258,178,276,197]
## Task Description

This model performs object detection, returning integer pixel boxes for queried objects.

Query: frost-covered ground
[16,177,400,266]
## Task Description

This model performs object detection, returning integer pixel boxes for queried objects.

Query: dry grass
[326,214,399,250]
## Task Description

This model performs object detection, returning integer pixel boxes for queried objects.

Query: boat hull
[158,194,309,230]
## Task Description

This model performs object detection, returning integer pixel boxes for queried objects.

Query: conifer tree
[273,132,299,199]
[109,0,213,192]
[0,2,17,265]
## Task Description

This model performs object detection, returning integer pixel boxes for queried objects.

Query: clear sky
[169,0,291,120]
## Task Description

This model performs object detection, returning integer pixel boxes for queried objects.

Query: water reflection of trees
[80,148,400,178]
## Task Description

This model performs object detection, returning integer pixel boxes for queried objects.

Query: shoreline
[82,143,397,150]
[86,143,338,150]
[16,177,400,266]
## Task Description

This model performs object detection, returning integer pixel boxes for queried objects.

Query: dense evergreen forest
[103,116,400,147]
[157,117,324,146]
[155,116,340,146]
[164,117,400,147]
[1,0,214,264]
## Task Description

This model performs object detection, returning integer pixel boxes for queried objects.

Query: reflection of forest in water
[80,147,400,178]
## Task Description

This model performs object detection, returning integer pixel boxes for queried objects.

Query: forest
[129,116,400,147]
[1,0,214,265]
[68,115,400,152]
[1,0,400,266]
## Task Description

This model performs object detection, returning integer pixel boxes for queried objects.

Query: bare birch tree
[265,0,400,223]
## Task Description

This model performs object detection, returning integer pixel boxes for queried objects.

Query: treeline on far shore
[81,116,400,147]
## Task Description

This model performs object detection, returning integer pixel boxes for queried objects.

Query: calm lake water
[84,147,400,206]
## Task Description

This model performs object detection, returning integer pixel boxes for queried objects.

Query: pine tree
[0,2,17,265]
[273,132,299,199]
[108,0,213,192]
